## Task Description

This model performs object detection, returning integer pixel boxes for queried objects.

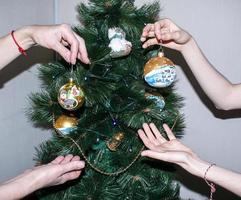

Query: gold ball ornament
[54,114,78,135]
[144,52,176,88]
[58,78,85,111]
[106,132,125,151]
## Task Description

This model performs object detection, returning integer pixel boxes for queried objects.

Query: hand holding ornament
[141,18,192,52]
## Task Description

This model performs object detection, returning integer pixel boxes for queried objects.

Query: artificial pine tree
[28,0,185,199]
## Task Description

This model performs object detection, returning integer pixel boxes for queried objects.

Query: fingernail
[141,152,146,156]
[140,37,145,42]
[79,161,85,168]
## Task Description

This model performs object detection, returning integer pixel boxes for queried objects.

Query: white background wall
[0,0,53,182]
[0,0,241,200]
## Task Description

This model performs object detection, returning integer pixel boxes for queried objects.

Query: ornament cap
[158,51,164,57]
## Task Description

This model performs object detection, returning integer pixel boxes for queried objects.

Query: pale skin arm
[141,19,241,110]
[0,24,90,70]
[0,155,85,200]
[138,123,241,197]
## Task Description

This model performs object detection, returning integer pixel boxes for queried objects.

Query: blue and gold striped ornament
[144,52,176,88]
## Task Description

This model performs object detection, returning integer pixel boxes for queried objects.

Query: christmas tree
[28,0,185,199]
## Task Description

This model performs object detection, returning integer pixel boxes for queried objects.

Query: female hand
[26,154,85,189]
[0,155,85,200]
[30,24,90,64]
[138,123,203,175]
[141,18,192,52]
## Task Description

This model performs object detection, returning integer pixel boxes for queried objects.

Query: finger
[141,23,154,41]
[158,19,171,30]
[144,30,155,38]
[138,129,155,150]
[143,123,158,144]
[60,26,79,64]
[154,22,162,40]
[142,38,159,48]
[163,124,176,140]
[149,123,166,143]
[60,39,70,46]
[61,170,82,183]
[63,34,78,65]
[52,42,71,63]
[154,19,171,40]
[70,38,79,65]
[75,34,90,64]
[160,29,170,37]
[142,29,169,43]
[61,160,85,174]
[71,155,81,161]
[60,154,74,164]
[51,156,65,164]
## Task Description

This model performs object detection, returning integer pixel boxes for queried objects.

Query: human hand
[138,123,204,175]
[0,155,85,200]
[23,155,85,192]
[30,24,90,64]
[141,18,192,52]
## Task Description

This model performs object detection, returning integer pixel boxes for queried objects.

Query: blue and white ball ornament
[144,52,176,88]
[145,92,165,111]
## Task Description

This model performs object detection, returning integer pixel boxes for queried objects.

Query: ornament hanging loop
[70,64,74,77]
[158,39,164,57]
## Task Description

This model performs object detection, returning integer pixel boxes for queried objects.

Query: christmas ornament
[54,114,78,135]
[144,52,176,88]
[106,132,125,151]
[108,27,132,58]
[145,92,165,111]
[58,78,85,111]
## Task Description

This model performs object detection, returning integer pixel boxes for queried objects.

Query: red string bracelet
[11,30,27,56]
[204,164,216,200]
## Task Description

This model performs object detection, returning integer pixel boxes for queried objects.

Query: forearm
[0,172,39,200]
[181,39,237,110]
[0,26,35,70]
[187,156,241,197]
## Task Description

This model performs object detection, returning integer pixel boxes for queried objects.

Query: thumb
[61,161,85,174]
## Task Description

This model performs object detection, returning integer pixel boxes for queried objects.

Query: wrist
[14,26,36,50]
[180,37,197,54]
[186,154,210,178]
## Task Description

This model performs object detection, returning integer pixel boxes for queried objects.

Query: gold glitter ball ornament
[54,114,78,135]
[58,78,85,111]
[144,52,176,88]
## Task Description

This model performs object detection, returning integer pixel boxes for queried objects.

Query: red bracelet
[204,163,216,200]
[11,30,27,56]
